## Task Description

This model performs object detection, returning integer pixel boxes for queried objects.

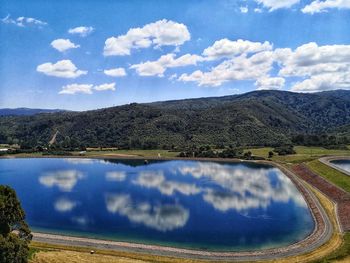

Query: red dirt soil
[292,164,350,232]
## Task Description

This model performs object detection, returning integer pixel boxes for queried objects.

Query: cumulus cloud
[104,68,127,77]
[39,170,84,191]
[179,51,274,86]
[54,197,77,212]
[255,0,300,11]
[130,53,203,77]
[240,6,249,13]
[93,83,116,91]
[36,60,87,78]
[133,170,201,196]
[51,39,80,52]
[302,0,350,14]
[202,39,272,60]
[103,19,190,56]
[68,26,94,37]
[255,76,285,90]
[59,84,93,95]
[59,83,116,95]
[276,42,350,92]
[106,194,189,231]
[1,14,47,27]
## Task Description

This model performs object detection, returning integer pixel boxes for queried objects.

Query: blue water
[331,160,350,173]
[0,158,314,251]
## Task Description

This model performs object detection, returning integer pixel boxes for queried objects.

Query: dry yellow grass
[31,250,149,263]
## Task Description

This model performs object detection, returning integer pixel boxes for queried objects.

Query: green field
[246,146,350,164]
[306,160,350,193]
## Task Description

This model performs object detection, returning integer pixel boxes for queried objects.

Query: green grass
[245,146,350,164]
[28,247,41,260]
[306,160,350,193]
[314,232,350,263]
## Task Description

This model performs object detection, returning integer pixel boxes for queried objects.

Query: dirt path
[292,163,350,232]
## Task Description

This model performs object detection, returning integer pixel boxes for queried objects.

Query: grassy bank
[246,146,350,164]
[306,160,350,193]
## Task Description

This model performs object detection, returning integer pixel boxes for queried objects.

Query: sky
[1,0,350,110]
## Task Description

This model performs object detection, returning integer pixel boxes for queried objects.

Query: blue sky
[1,0,350,110]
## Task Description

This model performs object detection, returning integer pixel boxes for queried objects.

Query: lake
[330,159,350,173]
[0,158,314,251]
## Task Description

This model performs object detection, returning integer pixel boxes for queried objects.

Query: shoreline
[319,156,350,177]
[1,155,333,260]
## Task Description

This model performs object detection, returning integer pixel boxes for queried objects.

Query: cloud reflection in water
[39,170,84,191]
[106,194,189,231]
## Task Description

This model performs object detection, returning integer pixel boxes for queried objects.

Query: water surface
[0,158,314,251]
[330,159,350,173]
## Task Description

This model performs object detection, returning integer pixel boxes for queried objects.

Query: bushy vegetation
[0,90,349,150]
[273,145,296,155]
[178,145,265,160]
[0,185,32,263]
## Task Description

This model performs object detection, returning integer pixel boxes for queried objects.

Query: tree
[268,151,274,158]
[0,185,32,263]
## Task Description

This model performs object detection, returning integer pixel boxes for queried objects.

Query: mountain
[0,90,349,148]
[0,108,66,116]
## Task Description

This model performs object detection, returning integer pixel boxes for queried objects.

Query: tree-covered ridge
[0,90,350,149]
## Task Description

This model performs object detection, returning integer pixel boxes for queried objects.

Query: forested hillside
[0,90,349,149]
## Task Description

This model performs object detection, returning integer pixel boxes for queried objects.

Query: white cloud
[291,73,350,92]
[103,19,190,56]
[93,83,116,91]
[104,68,127,77]
[39,170,84,191]
[58,83,116,94]
[1,14,47,27]
[106,194,189,231]
[302,0,350,14]
[130,53,204,77]
[275,42,350,92]
[240,6,249,13]
[54,198,77,212]
[255,0,300,11]
[255,76,285,90]
[37,60,87,78]
[59,84,93,95]
[254,8,263,12]
[51,39,80,52]
[179,51,274,86]
[68,26,94,37]
[202,39,272,60]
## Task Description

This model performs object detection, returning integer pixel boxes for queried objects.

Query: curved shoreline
[319,156,350,177]
[1,156,334,261]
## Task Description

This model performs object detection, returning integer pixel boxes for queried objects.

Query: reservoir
[0,158,314,251]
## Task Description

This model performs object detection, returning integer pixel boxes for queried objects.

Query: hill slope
[0,90,349,148]
[0,108,65,116]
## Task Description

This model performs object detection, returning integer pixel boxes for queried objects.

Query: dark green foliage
[0,185,32,263]
[0,90,350,149]
[273,145,296,156]
[268,151,274,158]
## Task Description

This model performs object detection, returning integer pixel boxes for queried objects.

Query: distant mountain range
[0,90,349,148]
[0,108,66,116]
